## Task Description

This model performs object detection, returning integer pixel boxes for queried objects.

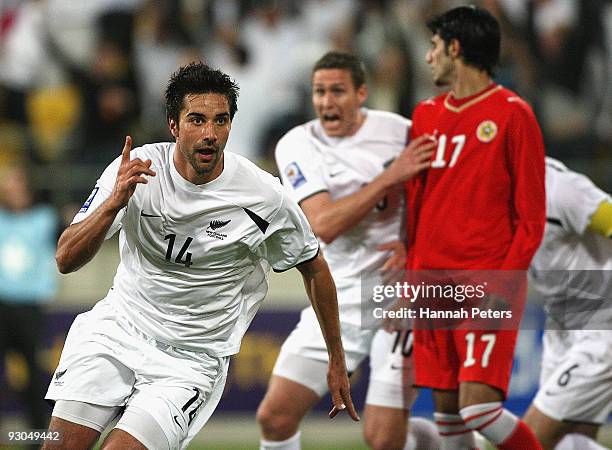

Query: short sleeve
[254,189,319,272]
[71,155,125,239]
[551,169,610,235]
[275,129,327,204]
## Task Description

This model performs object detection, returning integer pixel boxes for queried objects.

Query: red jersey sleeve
[500,100,546,269]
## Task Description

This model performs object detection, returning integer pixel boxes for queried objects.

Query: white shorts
[366,328,417,409]
[533,329,612,424]
[272,308,417,409]
[46,299,230,449]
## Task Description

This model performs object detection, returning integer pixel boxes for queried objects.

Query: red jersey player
[405,6,546,450]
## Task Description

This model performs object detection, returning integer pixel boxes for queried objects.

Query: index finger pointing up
[121,136,133,163]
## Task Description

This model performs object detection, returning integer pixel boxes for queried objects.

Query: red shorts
[413,328,518,396]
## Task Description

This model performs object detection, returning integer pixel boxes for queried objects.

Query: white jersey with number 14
[73,143,319,356]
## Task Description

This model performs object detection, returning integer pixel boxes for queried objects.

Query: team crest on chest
[206,219,231,240]
[476,120,497,143]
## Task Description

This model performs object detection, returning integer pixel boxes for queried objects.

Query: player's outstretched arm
[300,135,434,243]
[296,252,360,421]
[56,136,156,273]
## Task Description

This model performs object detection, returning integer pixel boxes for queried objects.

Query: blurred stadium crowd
[0,0,610,215]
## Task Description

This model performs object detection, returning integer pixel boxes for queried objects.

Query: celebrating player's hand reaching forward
[109,136,156,210]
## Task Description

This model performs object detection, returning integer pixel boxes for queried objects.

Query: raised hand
[386,134,436,184]
[108,136,156,210]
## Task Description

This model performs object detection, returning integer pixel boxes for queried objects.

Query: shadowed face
[312,68,367,137]
[426,34,455,86]
[169,93,231,184]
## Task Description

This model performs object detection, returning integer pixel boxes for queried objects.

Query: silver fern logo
[208,219,231,230]
[206,219,231,240]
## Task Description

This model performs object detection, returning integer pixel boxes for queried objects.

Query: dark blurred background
[1,0,610,208]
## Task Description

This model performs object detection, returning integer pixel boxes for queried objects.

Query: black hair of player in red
[426,5,500,76]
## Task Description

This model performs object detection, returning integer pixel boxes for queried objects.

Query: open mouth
[322,113,340,123]
[195,147,216,161]
[321,113,342,131]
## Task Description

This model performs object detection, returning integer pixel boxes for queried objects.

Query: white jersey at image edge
[72,143,319,356]
[529,157,612,307]
[275,109,410,324]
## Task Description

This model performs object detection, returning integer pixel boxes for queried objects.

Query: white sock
[434,412,477,450]
[474,432,489,449]
[459,402,516,444]
[260,431,301,450]
[555,433,607,450]
[405,417,441,450]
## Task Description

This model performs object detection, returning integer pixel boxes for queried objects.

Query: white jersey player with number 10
[277,108,409,324]
[524,157,612,450]
[274,108,417,401]
[43,63,358,450]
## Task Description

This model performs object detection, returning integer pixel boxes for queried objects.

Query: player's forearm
[56,201,122,273]
[311,176,395,243]
[304,137,433,243]
[310,275,345,363]
[298,255,345,362]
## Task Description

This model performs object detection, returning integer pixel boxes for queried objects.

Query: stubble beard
[184,146,221,175]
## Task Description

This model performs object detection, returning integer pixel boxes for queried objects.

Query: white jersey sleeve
[546,158,610,234]
[275,127,327,203]
[530,158,612,312]
[71,155,125,239]
[255,189,319,272]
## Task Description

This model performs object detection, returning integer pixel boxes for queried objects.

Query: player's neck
[192,159,224,185]
[451,67,493,99]
[345,109,366,137]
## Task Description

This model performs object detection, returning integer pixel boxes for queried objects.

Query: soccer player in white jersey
[522,157,612,450]
[42,62,358,450]
[257,51,439,450]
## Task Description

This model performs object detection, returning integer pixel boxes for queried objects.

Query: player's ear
[168,118,179,139]
[357,83,368,105]
[448,38,461,59]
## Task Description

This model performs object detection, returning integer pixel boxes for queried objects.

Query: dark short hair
[312,51,366,89]
[426,6,500,76]
[164,62,240,123]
